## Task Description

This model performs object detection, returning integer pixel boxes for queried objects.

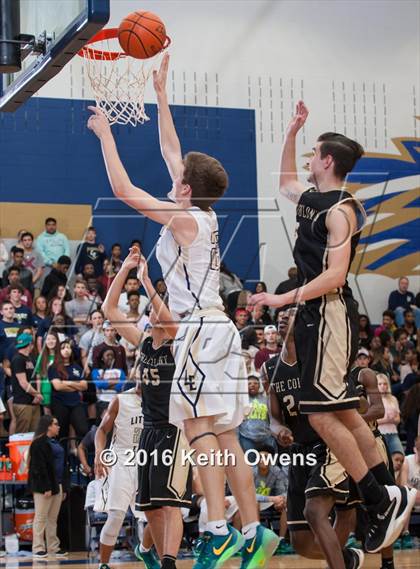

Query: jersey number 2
[283,394,298,416]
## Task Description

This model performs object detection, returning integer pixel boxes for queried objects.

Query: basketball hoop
[78,28,170,126]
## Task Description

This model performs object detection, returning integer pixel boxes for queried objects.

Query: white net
[80,32,165,126]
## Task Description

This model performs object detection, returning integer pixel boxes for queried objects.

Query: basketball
[118,11,167,59]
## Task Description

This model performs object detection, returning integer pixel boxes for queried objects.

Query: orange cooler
[6,433,34,481]
[14,508,35,541]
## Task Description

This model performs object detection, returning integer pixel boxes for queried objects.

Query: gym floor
[1,551,420,568]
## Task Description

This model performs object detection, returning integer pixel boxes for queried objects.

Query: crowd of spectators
[0,220,419,553]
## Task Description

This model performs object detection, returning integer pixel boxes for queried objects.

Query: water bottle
[5,533,19,554]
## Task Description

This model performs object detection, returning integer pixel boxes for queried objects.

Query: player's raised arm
[87,107,197,244]
[279,100,308,204]
[153,53,184,181]
[102,248,143,347]
[250,202,356,309]
[137,256,179,339]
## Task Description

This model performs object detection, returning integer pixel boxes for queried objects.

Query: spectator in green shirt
[35,331,61,413]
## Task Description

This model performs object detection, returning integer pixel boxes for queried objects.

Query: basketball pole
[0,0,21,73]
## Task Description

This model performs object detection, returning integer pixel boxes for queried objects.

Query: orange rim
[78,27,172,61]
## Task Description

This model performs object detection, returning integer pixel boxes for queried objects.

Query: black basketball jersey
[293,189,365,299]
[266,354,319,445]
[349,365,379,434]
[138,336,175,425]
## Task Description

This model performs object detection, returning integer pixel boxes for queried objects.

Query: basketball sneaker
[193,525,244,569]
[343,547,364,569]
[240,525,280,569]
[134,544,160,569]
[365,485,417,553]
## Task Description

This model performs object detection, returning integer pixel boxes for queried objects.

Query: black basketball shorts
[295,294,360,414]
[136,423,192,511]
[287,441,349,531]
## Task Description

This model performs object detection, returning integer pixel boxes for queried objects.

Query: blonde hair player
[87,53,279,569]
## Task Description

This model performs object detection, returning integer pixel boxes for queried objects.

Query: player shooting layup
[250,101,417,553]
[88,53,279,569]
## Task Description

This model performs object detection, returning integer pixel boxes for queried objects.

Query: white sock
[207,520,229,536]
[242,522,260,539]
[140,544,151,553]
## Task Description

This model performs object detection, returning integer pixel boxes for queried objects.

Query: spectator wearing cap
[238,375,276,452]
[92,321,127,374]
[11,332,42,433]
[75,227,106,277]
[254,325,280,371]
[0,266,33,307]
[355,347,371,369]
[41,256,71,299]
[36,218,70,270]
[388,277,420,328]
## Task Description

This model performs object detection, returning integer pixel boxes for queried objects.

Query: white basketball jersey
[156,207,224,316]
[110,388,143,454]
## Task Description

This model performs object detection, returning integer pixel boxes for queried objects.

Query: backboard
[0,0,110,112]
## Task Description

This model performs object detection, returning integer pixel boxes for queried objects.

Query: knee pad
[100,509,126,546]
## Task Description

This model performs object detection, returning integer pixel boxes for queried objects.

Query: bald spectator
[388,277,419,328]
